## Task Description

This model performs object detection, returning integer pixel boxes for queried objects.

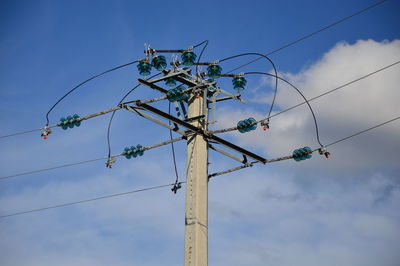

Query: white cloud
[216,39,400,171]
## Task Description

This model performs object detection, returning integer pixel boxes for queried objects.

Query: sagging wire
[2,114,399,182]
[1,136,185,181]
[106,72,162,167]
[3,60,397,140]
[195,40,209,77]
[248,72,324,147]
[219,52,278,120]
[0,182,184,219]
[168,102,182,194]
[2,107,396,218]
[45,60,139,126]
[225,0,388,74]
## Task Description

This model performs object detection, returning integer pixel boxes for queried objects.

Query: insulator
[232,76,247,92]
[151,55,167,71]
[59,114,81,130]
[237,117,257,133]
[137,61,152,76]
[207,64,222,78]
[181,51,197,66]
[167,85,188,102]
[123,144,144,159]
[137,144,144,156]
[130,146,138,158]
[73,114,81,127]
[165,77,177,87]
[292,146,312,161]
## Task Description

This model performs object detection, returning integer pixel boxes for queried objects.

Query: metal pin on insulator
[105,157,116,168]
[41,126,52,139]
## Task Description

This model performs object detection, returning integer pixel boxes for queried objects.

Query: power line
[168,102,181,188]
[1,61,398,180]
[0,137,185,181]
[0,183,181,219]
[208,60,400,135]
[226,0,388,73]
[325,115,400,147]
[45,60,139,125]
[0,157,108,180]
[210,114,400,177]
[244,72,324,147]
[0,127,44,139]
[1,115,399,219]
[219,53,278,118]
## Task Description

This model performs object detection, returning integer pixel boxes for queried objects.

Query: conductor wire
[245,72,324,147]
[45,60,139,126]
[219,53,278,118]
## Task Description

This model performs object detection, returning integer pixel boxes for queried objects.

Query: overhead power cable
[208,60,400,135]
[325,115,400,147]
[2,114,399,181]
[45,60,139,126]
[209,114,400,177]
[245,71,323,147]
[106,72,162,159]
[0,183,182,219]
[219,53,278,118]
[226,0,388,74]
[2,114,399,219]
[168,102,181,190]
[0,127,44,139]
[195,40,209,76]
[0,137,185,181]
[1,115,399,219]
[1,59,398,141]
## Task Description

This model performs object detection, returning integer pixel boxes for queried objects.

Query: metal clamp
[41,126,52,139]
[318,147,331,158]
[260,120,270,131]
[105,157,117,168]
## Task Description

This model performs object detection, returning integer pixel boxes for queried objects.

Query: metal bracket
[134,102,267,164]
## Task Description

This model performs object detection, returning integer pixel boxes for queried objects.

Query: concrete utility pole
[184,94,209,266]
[125,50,267,266]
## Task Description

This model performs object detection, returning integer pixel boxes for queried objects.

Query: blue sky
[0,0,399,265]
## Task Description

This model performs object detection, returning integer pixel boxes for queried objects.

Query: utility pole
[42,42,329,266]
[120,46,268,266]
[184,93,209,266]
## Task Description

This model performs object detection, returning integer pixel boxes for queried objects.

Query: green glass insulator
[237,120,245,133]
[137,61,152,76]
[304,147,312,159]
[137,144,144,156]
[249,117,257,131]
[293,149,301,161]
[151,55,167,71]
[232,76,247,92]
[165,78,176,87]
[207,64,222,78]
[181,51,197,66]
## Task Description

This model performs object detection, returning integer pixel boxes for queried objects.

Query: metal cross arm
[131,102,267,164]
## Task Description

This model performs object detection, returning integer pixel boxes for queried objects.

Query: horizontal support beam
[208,144,246,164]
[148,69,191,84]
[136,103,267,163]
[138,79,168,94]
[124,105,186,136]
